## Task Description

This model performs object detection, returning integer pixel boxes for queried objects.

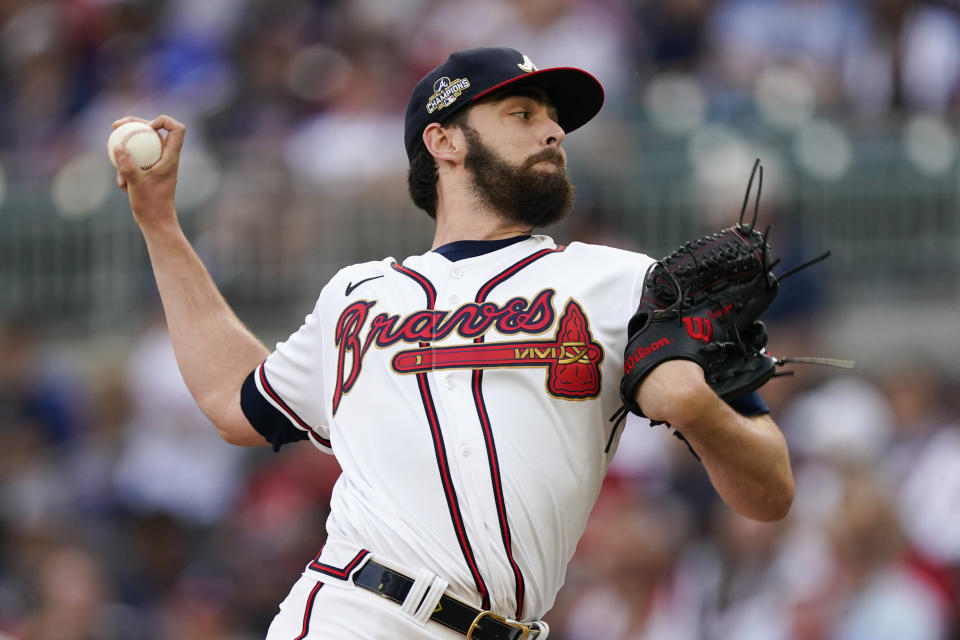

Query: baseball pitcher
[113,47,795,639]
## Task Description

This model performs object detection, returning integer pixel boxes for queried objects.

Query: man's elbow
[214,419,267,446]
[206,402,267,447]
[751,474,795,521]
[195,389,265,446]
[214,421,244,445]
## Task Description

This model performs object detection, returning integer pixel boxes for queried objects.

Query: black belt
[353,560,539,640]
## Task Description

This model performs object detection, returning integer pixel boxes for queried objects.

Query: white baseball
[107,121,162,170]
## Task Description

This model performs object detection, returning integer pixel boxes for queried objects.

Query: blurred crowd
[2,0,960,639]
[1,0,959,187]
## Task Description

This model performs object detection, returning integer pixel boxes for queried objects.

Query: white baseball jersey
[242,234,654,622]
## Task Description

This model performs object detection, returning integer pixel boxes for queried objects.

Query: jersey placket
[427,262,520,616]
[466,246,565,619]
[391,261,495,610]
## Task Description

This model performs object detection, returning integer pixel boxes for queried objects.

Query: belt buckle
[467,610,531,640]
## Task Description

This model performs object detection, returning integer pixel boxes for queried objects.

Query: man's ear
[423,122,464,166]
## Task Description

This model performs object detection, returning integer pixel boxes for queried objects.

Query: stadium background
[1,0,959,638]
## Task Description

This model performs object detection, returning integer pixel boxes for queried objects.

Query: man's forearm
[636,360,794,521]
[141,216,269,443]
[673,402,794,521]
[113,115,267,446]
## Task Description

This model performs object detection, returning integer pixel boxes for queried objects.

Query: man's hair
[407,107,471,219]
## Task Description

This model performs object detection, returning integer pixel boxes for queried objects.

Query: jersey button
[459,444,472,457]
[445,377,455,390]
[448,295,460,305]
[451,268,463,279]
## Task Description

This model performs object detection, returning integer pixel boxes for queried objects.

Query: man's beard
[462,127,575,228]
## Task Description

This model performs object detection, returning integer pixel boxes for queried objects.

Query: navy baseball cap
[404,47,605,160]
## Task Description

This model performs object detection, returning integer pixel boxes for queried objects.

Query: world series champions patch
[426,76,471,114]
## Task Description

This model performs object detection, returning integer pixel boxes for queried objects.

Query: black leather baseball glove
[620,159,781,417]
[606,160,849,456]
[619,222,779,417]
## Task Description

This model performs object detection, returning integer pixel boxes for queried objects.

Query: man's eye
[512,111,530,119]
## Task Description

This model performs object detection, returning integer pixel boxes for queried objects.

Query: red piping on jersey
[415,372,491,609]
[294,581,323,640]
[470,368,525,617]
[308,549,370,578]
[475,247,564,304]
[471,245,565,619]
[393,262,492,611]
[391,263,437,316]
[258,364,332,448]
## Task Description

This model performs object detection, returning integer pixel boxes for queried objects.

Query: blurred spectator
[282,45,408,190]
[880,361,952,488]
[792,465,954,640]
[0,318,90,451]
[704,0,960,119]
[492,0,636,108]
[220,444,341,634]
[878,363,960,629]
[841,0,960,119]
[556,480,697,639]
[0,3,76,178]
[111,314,247,527]
[408,0,517,73]
[896,423,960,570]
[704,0,862,111]
[632,0,718,73]
[17,544,139,640]
[606,413,678,496]
[0,318,91,575]
[779,374,895,465]
[693,505,797,640]
[159,562,243,640]
[196,165,316,311]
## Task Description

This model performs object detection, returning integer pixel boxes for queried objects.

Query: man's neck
[431,218,532,249]
[430,169,535,248]
[431,200,532,249]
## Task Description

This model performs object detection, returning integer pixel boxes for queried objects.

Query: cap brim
[472,67,605,134]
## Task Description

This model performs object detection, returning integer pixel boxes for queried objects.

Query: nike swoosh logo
[345,275,384,296]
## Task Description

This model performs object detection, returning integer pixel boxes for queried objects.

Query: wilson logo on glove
[682,317,713,342]
[707,303,733,318]
[623,338,672,373]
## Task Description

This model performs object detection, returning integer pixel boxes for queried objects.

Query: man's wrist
[635,359,720,425]
[135,207,181,234]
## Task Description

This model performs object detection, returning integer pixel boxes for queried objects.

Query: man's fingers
[113,147,141,186]
[112,116,150,129]
[149,114,184,131]
[150,114,187,152]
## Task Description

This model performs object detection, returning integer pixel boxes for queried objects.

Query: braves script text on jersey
[241,235,653,623]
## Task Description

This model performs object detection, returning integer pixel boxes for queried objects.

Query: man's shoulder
[560,239,655,268]
[319,258,397,302]
[331,258,397,281]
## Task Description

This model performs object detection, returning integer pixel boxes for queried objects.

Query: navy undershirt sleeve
[240,370,309,451]
[727,391,770,416]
